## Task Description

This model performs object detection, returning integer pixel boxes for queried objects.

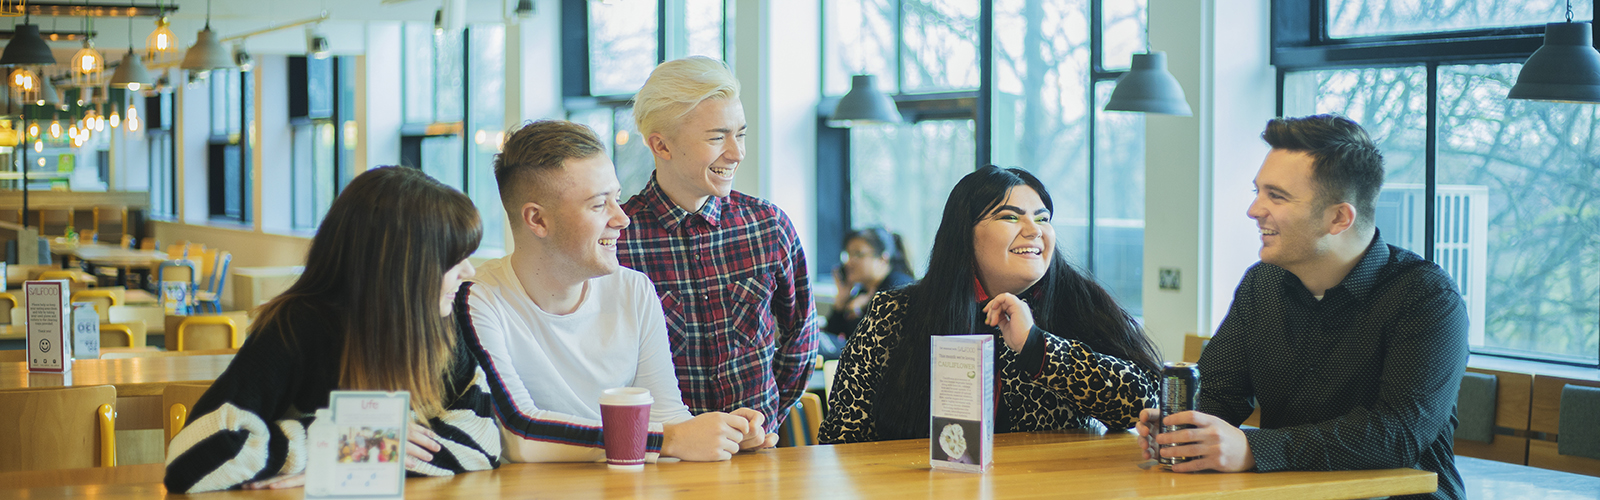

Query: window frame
[1272,0,1600,367]
[206,69,252,225]
[813,0,1146,305]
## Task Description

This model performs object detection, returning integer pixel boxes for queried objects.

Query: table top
[0,355,235,397]
[0,431,1436,499]
[56,244,169,266]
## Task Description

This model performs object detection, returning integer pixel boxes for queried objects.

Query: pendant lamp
[109,49,154,91]
[1507,16,1600,103]
[71,40,104,87]
[146,2,181,64]
[1105,52,1192,116]
[1,23,59,65]
[830,74,902,125]
[181,0,237,73]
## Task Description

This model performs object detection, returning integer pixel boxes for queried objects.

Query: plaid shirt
[619,176,818,432]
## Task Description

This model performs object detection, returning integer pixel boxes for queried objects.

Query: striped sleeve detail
[459,306,665,461]
[409,366,501,475]
[164,402,275,493]
[274,417,310,476]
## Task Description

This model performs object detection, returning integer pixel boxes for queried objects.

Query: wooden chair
[163,241,188,260]
[72,288,126,318]
[778,392,824,447]
[1454,367,1533,465]
[1529,375,1600,477]
[139,237,158,251]
[0,385,117,472]
[164,382,214,445]
[174,315,240,351]
[0,291,17,325]
[97,322,148,349]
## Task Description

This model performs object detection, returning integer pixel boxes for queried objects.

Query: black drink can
[1157,361,1200,469]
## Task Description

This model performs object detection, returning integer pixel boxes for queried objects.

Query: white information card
[25,280,71,372]
[929,334,995,473]
[305,391,410,500]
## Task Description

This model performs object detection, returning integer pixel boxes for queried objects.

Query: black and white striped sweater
[163,298,501,493]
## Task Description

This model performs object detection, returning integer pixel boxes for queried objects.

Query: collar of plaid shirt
[636,175,724,232]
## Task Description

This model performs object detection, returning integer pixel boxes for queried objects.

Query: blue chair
[155,259,199,315]
[195,251,231,313]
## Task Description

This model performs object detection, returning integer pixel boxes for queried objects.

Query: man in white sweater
[466,119,776,463]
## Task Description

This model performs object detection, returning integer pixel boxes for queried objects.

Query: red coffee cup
[599,387,653,470]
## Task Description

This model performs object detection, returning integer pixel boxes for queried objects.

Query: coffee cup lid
[599,387,653,406]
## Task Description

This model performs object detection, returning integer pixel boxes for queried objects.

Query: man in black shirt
[1137,115,1468,499]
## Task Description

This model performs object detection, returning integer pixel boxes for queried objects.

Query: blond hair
[632,56,741,137]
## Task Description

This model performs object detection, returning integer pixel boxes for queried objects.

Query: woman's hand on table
[241,473,305,490]
[406,422,442,471]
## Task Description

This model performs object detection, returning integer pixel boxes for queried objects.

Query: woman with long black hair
[165,167,500,492]
[820,166,1161,443]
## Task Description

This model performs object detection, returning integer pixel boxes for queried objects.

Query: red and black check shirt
[618,176,818,431]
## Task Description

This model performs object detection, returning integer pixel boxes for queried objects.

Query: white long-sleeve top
[464,257,694,463]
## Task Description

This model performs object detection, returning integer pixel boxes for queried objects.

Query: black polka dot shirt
[1199,232,1469,500]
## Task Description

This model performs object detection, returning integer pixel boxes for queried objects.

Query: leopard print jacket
[819,289,1158,444]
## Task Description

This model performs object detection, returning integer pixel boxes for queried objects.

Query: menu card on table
[306,391,410,500]
[25,280,71,372]
[929,334,994,473]
[71,302,99,360]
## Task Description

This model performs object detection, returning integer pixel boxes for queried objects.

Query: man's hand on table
[1136,408,1256,473]
[730,407,780,450]
[662,412,746,461]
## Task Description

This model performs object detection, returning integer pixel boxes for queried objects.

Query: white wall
[256,55,293,234]
[363,22,403,170]
[733,0,821,278]
[1142,0,1277,361]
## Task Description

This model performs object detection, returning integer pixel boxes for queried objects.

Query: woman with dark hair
[819,227,916,359]
[165,167,501,493]
[820,165,1161,443]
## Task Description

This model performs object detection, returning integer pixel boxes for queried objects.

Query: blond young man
[617,57,819,433]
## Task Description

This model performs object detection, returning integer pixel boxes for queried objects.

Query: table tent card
[25,280,72,372]
[71,302,99,360]
[929,334,995,473]
[306,391,410,500]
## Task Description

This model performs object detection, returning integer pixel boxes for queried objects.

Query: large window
[401,23,508,252]
[146,92,177,220]
[1275,0,1600,366]
[562,0,729,201]
[819,0,1148,314]
[289,56,355,232]
[207,69,250,224]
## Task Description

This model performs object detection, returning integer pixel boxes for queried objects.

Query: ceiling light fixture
[1507,0,1600,103]
[181,0,237,75]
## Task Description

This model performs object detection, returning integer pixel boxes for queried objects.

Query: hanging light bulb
[71,29,104,87]
[127,116,140,132]
[9,67,39,104]
[109,108,121,128]
[26,122,38,138]
[33,140,42,153]
[147,11,181,64]
[68,124,78,139]
[48,120,61,139]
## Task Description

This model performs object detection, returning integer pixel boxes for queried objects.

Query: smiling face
[649,97,746,211]
[1248,149,1336,269]
[972,186,1055,297]
[541,154,630,280]
[440,258,476,316]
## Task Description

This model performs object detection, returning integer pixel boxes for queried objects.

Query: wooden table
[0,431,1436,499]
[52,243,169,286]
